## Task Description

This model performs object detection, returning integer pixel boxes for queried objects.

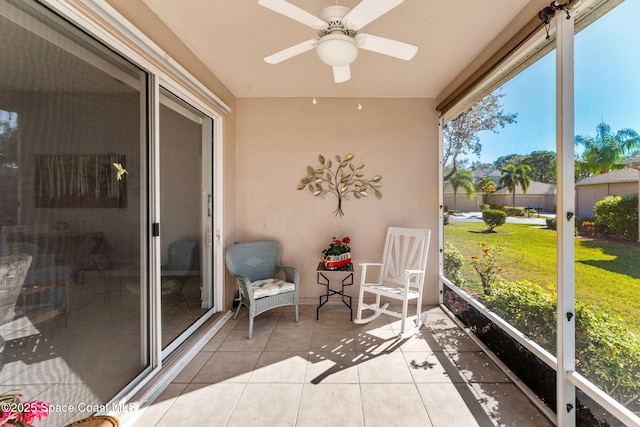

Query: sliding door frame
[40,0,228,406]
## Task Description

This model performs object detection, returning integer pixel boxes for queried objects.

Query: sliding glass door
[159,89,215,353]
[0,1,148,425]
[0,0,223,424]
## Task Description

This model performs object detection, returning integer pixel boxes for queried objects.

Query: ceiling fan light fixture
[316,34,358,67]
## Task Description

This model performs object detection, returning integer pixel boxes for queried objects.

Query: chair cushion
[250,278,295,299]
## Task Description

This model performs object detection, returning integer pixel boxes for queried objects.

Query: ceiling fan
[259,0,418,83]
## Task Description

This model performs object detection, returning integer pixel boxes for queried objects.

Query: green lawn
[445,222,640,332]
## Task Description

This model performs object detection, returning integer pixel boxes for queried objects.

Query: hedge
[485,280,640,407]
[593,194,638,241]
[443,242,465,285]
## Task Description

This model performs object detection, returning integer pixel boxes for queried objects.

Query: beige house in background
[443,183,482,212]
[444,180,557,212]
[488,180,557,211]
[575,168,639,218]
[445,165,640,220]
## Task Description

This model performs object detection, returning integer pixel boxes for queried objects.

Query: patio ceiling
[140,0,537,99]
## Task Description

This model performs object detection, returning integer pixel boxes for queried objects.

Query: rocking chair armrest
[278,266,300,286]
[359,262,383,268]
[359,263,383,283]
[359,262,382,272]
[403,269,424,276]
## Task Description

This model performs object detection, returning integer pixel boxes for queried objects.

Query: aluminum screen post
[556,10,576,427]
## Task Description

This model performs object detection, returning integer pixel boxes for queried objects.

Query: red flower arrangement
[322,236,352,270]
[322,236,351,256]
[0,391,49,426]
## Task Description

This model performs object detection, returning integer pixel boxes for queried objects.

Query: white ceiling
[141,0,531,99]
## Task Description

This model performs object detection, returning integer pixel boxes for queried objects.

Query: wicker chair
[0,254,33,325]
[63,415,120,427]
[225,241,299,338]
[0,254,33,366]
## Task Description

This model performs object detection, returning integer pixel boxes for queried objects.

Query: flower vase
[323,252,352,270]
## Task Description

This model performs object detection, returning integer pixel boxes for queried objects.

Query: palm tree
[476,176,496,205]
[449,169,475,210]
[575,122,640,177]
[499,164,531,206]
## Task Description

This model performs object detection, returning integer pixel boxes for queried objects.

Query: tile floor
[0,273,203,427]
[132,304,554,427]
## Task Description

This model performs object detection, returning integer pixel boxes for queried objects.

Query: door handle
[206,229,212,248]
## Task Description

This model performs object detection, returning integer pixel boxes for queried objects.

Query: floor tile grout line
[133,306,553,426]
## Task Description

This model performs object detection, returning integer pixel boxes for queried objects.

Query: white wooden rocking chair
[354,227,431,338]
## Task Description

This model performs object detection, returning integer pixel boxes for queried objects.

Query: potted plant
[322,236,351,270]
[0,390,49,426]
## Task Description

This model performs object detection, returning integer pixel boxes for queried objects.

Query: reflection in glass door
[159,90,213,351]
[0,1,149,424]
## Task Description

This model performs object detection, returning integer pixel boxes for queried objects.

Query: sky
[473,0,640,165]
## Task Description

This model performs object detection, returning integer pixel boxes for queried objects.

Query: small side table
[316,262,354,320]
[20,280,70,326]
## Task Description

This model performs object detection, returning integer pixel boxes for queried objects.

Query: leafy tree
[472,162,493,172]
[443,91,516,182]
[449,168,475,210]
[493,151,556,184]
[475,176,496,205]
[499,164,531,206]
[575,122,640,178]
[523,151,556,183]
[0,118,18,168]
[493,154,525,170]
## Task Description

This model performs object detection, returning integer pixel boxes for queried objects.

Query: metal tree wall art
[297,153,382,216]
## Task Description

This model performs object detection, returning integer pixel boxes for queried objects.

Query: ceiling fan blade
[264,39,317,64]
[258,0,327,30]
[356,33,417,60]
[342,0,404,31]
[333,65,351,83]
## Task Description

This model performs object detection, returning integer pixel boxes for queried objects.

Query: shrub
[482,209,506,231]
[575,303,640,405]
[485,280,640,406]
[546,217,556,230]
[593,194,638,240]
[504,206,525,217]
[580,220,598,236]
[485,280,556,351]
[470,242,504,295]
[443,211,450,225]
[575,216,591,230]
[443,242,465,285]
